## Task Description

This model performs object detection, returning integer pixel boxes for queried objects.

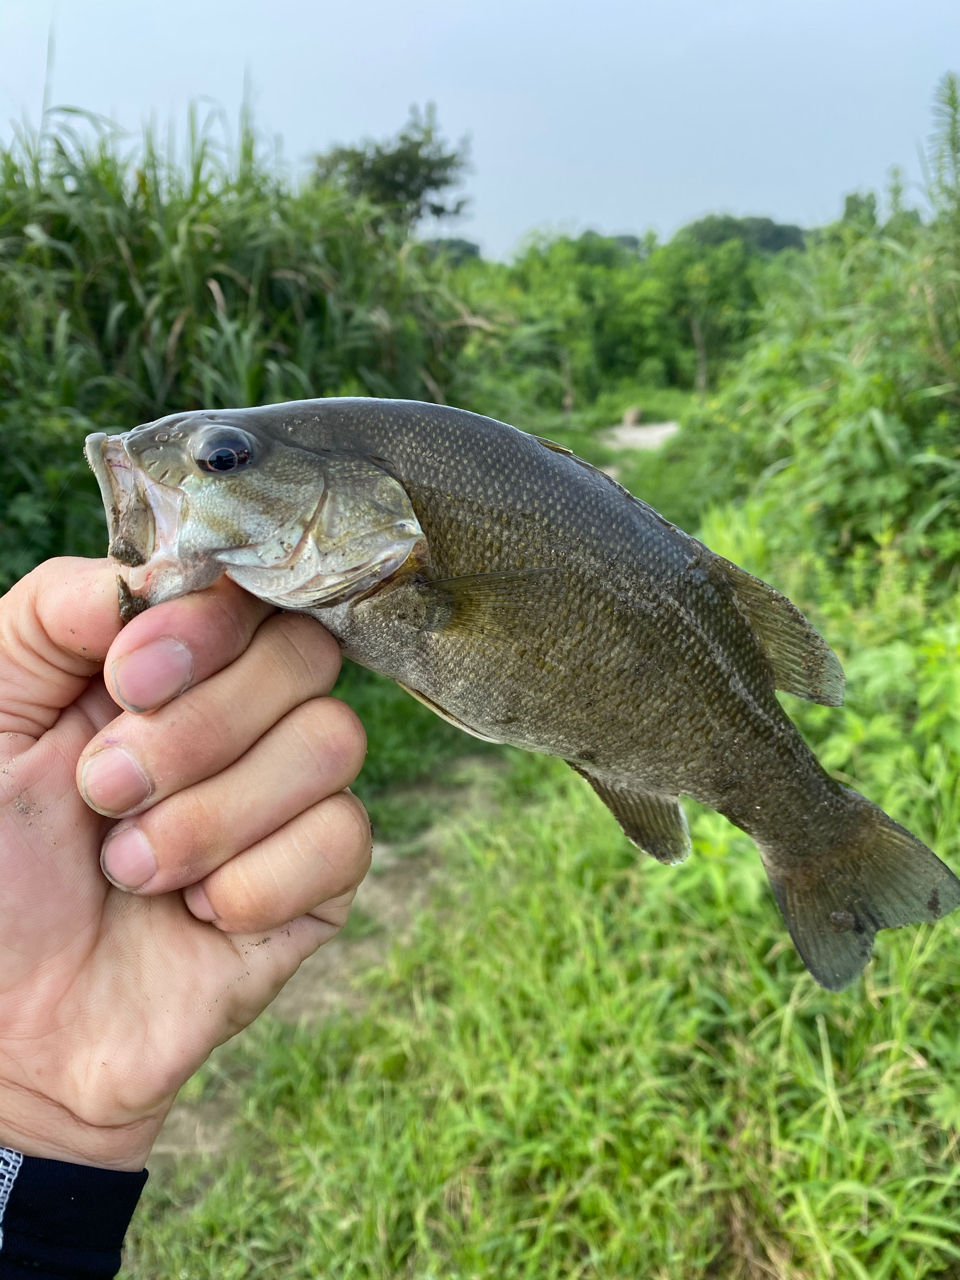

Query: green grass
[124,753,960,1278]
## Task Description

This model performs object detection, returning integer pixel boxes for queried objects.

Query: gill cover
[218,453,425,609]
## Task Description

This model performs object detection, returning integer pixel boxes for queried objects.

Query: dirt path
[600,421,680,450]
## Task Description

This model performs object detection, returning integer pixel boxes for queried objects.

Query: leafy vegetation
[0,107,475,586]
[450,214,799,425]
[0,105,803,589]
[314,104,470,226]
[4,66,960,1280]
[639,80,960,584]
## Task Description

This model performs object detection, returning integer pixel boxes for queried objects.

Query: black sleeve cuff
[0,1148,147,1279]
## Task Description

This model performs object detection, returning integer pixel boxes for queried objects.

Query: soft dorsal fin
[716,557,845,707]
[568,764,691,865]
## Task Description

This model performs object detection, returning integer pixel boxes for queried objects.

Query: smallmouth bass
[85,398,960,991]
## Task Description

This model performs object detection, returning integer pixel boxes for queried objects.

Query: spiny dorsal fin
[568,764,691,865]
[532,433,575,456]
[531,433,682,534]
[417,569,559,636]
[716,557,845,707]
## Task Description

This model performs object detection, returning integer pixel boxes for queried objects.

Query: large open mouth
[85,429,424,617]
[85,432,157,567]
[85,431,193,612]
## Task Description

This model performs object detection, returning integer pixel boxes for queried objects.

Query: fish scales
[311,406,811,812]
[85,397,960,991]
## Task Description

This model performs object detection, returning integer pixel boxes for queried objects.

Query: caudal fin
[762,791,960,991]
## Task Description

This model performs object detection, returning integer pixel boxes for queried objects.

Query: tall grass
[126,743,960,1277]
[0,107,476,585]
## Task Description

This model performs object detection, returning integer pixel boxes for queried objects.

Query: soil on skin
[149,759,502,1168]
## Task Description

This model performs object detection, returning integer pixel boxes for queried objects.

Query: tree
[421,237,481,265]
[650,231,760,391]
[315,106,469,227]
[683,214,804,254]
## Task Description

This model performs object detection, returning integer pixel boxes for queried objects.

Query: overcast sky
[0,0,957,257]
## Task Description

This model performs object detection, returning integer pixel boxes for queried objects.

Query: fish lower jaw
[123,554,226,607]
[87,432,159,567]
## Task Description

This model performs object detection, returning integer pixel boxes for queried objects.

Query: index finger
[0,558,120,742]
[0,557,274,746]
[104,576,275,714]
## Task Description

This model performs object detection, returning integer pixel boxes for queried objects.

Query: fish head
[84,408,423,612]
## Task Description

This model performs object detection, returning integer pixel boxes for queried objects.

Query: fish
[85,397,960,991]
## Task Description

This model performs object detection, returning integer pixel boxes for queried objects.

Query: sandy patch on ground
[600,421,679,450]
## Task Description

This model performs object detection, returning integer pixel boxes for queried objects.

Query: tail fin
[762,790,960,991]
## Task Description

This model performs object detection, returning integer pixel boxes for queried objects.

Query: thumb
[0,559,122,746]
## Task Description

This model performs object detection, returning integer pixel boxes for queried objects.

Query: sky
[0,0,957,258]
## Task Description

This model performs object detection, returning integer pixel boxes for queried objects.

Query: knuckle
[295,698,367,781]
[207,862,267,931]
[309,886,357,928]
[144,788,226,882]
[268,615,341,690]
[137,698,213,773]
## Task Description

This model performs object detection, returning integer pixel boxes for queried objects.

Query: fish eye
[193,429,256,476]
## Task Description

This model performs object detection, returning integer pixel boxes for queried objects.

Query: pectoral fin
[417,569,559,636]
[569,764,691,864]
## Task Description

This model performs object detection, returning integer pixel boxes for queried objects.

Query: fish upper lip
[84,430,159,568]
[84,432,116,525]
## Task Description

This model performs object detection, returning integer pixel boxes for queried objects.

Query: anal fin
[569,764,691,864]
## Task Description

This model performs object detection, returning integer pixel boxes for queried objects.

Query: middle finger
[78,613,340,818]
[99,695,366,893]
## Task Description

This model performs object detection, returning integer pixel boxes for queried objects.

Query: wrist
[0,1148,148,1279]
[0,1078,164,1172]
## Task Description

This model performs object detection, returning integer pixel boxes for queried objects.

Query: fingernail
[101,826,158,891]
[111,638,194,712]
[184,883,217,923]
[81,746,152,816]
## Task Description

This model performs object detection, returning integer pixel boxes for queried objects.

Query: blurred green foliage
[0,103,804,589]
[649,75,960,585]
[450,215,796,424]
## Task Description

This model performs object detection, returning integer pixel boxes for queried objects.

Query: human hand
[0,558,370,1171]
